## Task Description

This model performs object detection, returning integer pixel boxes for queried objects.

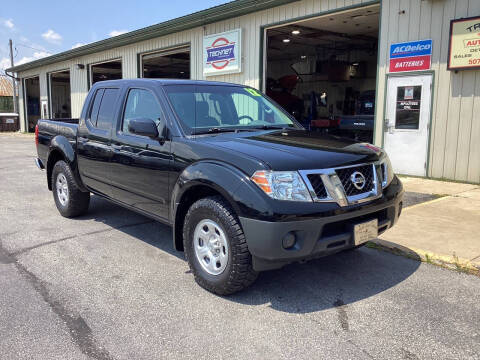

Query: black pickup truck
[35,79,403,295]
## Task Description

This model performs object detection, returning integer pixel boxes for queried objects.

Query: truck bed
[36,118,79,165]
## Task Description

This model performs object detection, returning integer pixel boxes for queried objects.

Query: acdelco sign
[389,39,432,72]
[390,40,432,58]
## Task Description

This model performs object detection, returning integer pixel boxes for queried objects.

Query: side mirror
[128,118,159,138]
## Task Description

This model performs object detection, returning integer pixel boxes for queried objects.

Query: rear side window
[87,89,104,126]
[96,88,119,130]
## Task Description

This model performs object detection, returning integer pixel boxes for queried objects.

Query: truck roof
[92,78,245,88]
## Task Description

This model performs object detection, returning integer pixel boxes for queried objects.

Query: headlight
[251,170,312,202]
[381,154,394,188]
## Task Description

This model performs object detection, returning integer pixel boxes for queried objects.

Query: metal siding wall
[377,0,480,183]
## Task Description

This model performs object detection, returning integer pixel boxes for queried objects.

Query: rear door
[77,87,120,196]
[110,87,172,220]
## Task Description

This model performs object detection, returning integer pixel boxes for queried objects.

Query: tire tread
[183,196,257,295]
[52,161,90,218]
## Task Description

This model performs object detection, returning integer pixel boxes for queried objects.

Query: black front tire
[183,196,258,295]
[52,160,90,218]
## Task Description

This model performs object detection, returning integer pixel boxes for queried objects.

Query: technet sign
[389,39,432,72]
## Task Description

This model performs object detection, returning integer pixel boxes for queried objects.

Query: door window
[395,85,421,130]
[122,89,163,134]
[96,88,119,130]
[87,89,104,126]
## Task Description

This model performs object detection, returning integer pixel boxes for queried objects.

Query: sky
[0,0,231,74]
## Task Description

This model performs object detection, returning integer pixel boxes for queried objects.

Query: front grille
[335,164,375,196]
[307,174,328,199]
[376,164,385,185]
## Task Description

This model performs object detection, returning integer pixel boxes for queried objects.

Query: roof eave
[7,0,299,73]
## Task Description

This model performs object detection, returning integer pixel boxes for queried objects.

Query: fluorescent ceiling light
[283,38,291,43]
[291,30,300,35]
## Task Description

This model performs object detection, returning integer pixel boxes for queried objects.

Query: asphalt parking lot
[1,134,480,360]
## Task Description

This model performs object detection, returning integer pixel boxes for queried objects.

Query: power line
[15,43,52,54]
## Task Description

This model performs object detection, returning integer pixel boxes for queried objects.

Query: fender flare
[170,160,271,251]
[46,136,86,191]
[49,135,75,163]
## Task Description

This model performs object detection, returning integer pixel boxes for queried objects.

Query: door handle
[384,119,394,134]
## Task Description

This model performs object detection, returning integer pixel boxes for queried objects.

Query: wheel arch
[171,161,249,252]
[46,136,85,191]
[46,148,65,190]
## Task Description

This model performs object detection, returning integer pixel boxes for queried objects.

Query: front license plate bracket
[353,219,378,246]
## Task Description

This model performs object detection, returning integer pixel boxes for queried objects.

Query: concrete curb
[368,239,480,276]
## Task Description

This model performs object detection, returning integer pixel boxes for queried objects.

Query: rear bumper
[239,183,403,271]
[35,158,45,170]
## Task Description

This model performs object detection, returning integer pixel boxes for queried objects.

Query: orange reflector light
[251,171,272,194]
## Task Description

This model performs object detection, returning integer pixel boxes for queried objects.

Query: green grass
[367,241,479,277]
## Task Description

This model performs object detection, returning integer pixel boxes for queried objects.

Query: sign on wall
[389,39,432,73]
[203,29,242,76]
[448,16,480,71]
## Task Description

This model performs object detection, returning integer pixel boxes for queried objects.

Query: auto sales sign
[389,39,432,73]
[203,29,242,76]
[448,16,480,70]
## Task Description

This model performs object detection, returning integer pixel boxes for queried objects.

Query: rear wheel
[52,160,90,218]
[183,196,258,295]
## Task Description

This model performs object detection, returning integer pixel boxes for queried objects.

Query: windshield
[164,84,301,135]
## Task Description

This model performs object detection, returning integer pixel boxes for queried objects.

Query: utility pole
[8,39,19,114]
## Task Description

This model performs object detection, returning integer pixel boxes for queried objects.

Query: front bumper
[239,181,403,271]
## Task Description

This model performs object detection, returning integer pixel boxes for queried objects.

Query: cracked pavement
[1,134,480,360]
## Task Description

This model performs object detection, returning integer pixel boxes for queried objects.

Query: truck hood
[198,129,384,171]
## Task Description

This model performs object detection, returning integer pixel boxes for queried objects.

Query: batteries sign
[389,39,432,73]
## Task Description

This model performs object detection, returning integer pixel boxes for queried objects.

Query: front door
[110,87,172,220]
[384,74,432,176]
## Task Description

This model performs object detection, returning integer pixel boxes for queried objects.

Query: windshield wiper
[193,125,292,135]
[194,127,248,135]
[248,125,289,130]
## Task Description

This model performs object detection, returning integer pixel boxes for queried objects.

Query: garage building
[7,0,480,183]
